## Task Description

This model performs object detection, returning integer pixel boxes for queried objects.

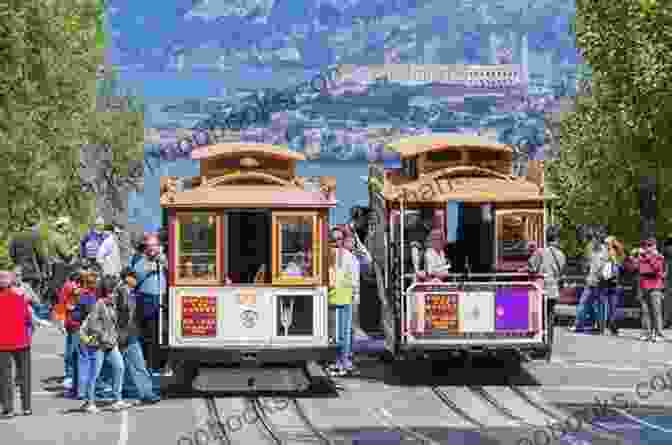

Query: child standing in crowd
[114,270,160,405]
[78,274,130,413]
[0,271,33,418]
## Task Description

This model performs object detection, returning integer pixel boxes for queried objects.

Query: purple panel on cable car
[495,287,529,331]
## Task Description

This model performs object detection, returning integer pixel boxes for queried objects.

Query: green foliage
[0,1,144,244]
[548,0,672,251]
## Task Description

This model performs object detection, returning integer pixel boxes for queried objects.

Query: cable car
[364,135,553,363]
[159,143,337,392]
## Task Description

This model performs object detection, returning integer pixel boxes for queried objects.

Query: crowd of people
[1,212,670,418]
[0,216,166,418]
[565,225,670,342]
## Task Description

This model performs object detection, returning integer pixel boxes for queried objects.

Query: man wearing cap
[80,217,106,268]
[129,233,166,371]
[632,238,666,342]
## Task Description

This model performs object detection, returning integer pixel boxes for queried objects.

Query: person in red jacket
[633,238,667,342]
[53,270,82,395]
[0,270,33,418]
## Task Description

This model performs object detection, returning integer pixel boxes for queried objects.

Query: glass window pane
[277,215,314,277]
[178,213,217,280]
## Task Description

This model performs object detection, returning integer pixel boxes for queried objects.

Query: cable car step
[192,366,311,392]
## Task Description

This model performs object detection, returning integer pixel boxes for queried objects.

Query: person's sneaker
[0,411,15,419]
[567,326,579,332]
[654,333,667,342]
[22,409,32,416]
[639,333,653,342]
[110,401,133,411]
[80,402,99,414]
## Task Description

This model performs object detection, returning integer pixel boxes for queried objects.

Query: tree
[573,0,672,240]
[547,0,672,254]
[0,0,143,264]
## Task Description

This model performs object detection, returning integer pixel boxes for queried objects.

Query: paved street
[2,326,672,445]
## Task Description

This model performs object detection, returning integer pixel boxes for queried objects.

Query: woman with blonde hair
[601,236,625,335]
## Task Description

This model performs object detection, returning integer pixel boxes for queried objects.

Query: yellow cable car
[365,135,553,363]
[159,143,337,392]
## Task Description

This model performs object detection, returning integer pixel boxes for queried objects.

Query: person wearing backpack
[528,226,566,348]
[632,238,666,342]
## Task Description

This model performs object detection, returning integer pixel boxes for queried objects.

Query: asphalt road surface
[2,326,672,445]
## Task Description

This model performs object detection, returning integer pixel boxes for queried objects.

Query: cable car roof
[385,135,512,159]
[191,142,306,161]
[383,166,544,203]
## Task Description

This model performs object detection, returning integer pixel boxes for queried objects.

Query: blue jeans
[334,304,353,368]
[601,286,622,324]
[122,337,159,401]
[576,287,602,330]
[64,332,80,383]
[79,346,125,402]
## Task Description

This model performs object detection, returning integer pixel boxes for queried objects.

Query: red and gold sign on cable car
[425,293,459,333]
[182,295,217,337]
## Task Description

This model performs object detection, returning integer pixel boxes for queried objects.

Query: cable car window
[272,212,321,284]
[175,213,219,282]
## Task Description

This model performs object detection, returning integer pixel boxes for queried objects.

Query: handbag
[600,260,617,282]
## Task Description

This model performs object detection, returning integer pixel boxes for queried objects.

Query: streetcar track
[250,398,285,445]
[204,397,232,445]
[506,385,627,443]
[467,386,526,422]
[430,386,486,429]
[290,398,337,445]
[367,406,440,444]
[250,397,336,445]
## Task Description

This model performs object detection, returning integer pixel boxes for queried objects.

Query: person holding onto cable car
[129,233,166,373]
[418,229,451,282]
